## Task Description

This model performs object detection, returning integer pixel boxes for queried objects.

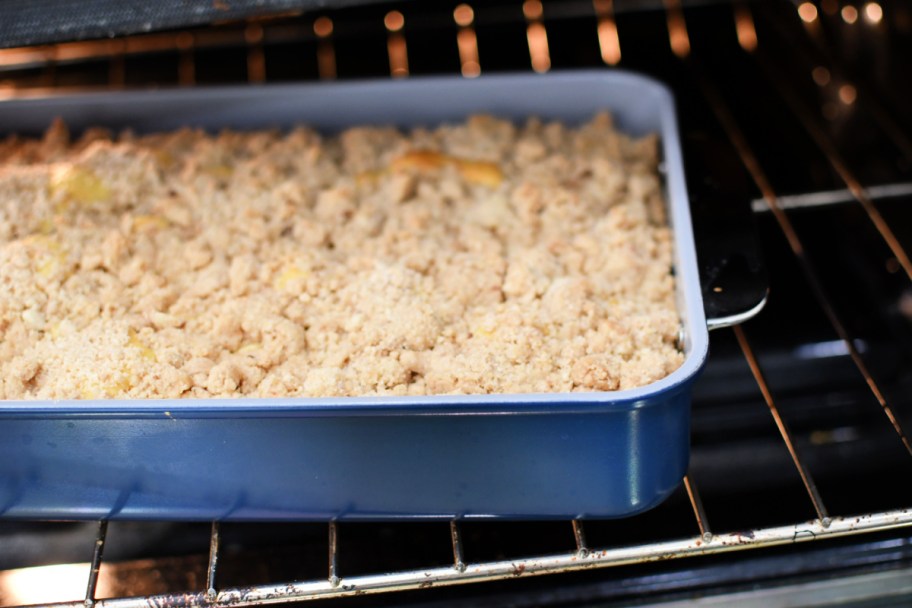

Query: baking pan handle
[683,132,768,330]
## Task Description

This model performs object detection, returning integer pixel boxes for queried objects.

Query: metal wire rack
[1,1,912,606]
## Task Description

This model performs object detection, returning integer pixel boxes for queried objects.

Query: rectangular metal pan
[0,71,709,521]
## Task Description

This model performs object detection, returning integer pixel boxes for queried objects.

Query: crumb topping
[0,114,683,399]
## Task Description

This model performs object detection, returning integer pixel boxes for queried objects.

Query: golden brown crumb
[0,114,683,399]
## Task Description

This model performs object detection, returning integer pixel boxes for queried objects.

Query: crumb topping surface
[0,114,683,399]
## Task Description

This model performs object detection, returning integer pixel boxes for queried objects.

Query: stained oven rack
[1,1,912,606]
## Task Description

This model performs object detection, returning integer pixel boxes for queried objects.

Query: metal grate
[1,1,912,606]
[23,512,909,608]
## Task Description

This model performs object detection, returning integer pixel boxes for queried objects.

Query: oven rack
[8,508,904,608]
[2,1,912,605]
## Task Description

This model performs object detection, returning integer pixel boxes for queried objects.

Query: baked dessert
[0,114,682,399]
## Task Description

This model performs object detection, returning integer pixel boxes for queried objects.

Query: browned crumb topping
[0,114,683,399]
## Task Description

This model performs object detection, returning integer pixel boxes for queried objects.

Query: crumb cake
[0,114,683,399]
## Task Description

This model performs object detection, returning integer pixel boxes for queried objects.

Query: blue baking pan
[0,71,712,521]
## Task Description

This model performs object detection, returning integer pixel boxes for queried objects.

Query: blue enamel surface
[0,388,692,520]
[0,71,707,520]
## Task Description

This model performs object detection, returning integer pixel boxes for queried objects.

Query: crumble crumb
[0,114,683,399]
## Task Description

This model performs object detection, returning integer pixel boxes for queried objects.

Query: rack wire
[1,1,911,606]
[27,511,909,608]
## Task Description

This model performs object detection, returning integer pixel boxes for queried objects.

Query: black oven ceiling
[0,0,397,48]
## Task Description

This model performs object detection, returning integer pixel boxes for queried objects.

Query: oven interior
[1,0,911,606]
